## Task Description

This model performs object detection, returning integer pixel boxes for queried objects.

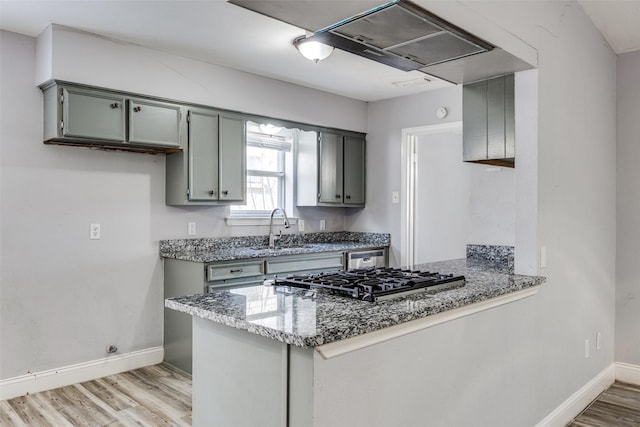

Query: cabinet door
[129,98,181,147]
[462,80,488,161]
[487,77,506,159]
[343,135,365,205]
[218,115,245,201]
[318,132,344,204]
[188,110,219,201]
[62,87,125,142]
[504,74,515,159]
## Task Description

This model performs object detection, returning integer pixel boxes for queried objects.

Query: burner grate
[273,267,465,302]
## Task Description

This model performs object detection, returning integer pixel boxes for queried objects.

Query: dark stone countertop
[160,231,390,263]
[165,257,545,348]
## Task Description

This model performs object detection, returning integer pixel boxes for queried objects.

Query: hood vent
[307,0,494,72]
[230,0,534,84]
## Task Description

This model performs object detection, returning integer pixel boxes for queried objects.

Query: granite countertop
[160,231,390,263]
[165,258,546,348]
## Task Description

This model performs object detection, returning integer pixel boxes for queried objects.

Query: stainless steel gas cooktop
[272,267,465,302]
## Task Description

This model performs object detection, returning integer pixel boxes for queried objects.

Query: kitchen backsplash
[466,244,515,273]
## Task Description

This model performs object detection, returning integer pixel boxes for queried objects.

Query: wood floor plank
[1,363,192,427]
[569,381,640,427]
[86,376,140,411]
[6,395,59,427]
[121,370,191,414]
[0,400,30,427]
[101,370,190,421]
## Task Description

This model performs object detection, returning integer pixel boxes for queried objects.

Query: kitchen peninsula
[166,253,545,427]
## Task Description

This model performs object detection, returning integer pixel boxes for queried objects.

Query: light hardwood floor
[2,364,639,426]
[568,381,640,427]
[0,363,191,426]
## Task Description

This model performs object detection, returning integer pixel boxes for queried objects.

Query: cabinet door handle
[345,195,351,199]
[335,194,341,199]
[209,190,217,196]
[133,106,142,112]
[109,102,119,109]
[230,268,243,273]
[221,190,229,196]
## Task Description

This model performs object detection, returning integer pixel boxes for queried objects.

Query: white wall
[467,163,516,246]
[616,50,640,366]
[0,28,367,381]
[347,1,616,425]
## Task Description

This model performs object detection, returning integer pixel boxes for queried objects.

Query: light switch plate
[188,222,196,236]
[298,220,305,232]
[392,191,400,204]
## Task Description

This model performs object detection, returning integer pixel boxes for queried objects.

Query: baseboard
[616,362,640,385]
[535,363,615,427]
[0,346,164,401]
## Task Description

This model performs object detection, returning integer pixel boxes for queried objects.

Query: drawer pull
[230,268,243,273]
[109,102,119,109]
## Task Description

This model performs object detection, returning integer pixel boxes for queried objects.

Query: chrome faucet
[269,208,291,249]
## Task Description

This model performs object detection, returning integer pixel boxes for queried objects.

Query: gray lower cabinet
[463,73,515,167]
[265,252,344,277]
[165,108,245,205]
[164,252,343,373]
[297,131,366,207]
[42,81,183,151]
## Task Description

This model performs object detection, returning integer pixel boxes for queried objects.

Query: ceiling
[1,1,639,102]
[578,0,640,54]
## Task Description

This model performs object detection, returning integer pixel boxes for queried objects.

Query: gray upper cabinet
[166,107,245,205]
[463,74,515,167]
[42,81,182,152]
[128,98,182,147]
[343,135,366,205]
[61,87,126,142]
[297,131,365,207]
[318,132,344,204]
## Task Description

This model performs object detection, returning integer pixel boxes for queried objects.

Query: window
[230,122,292,216]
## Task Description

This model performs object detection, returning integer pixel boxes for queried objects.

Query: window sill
[225,216,299,227]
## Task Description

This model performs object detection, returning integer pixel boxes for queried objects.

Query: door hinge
[186,111,190,122]
[60,88,64,103]
[60,120,64,130]
[186,189,190,196]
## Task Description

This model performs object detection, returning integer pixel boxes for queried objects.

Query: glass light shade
[294,36,334,63]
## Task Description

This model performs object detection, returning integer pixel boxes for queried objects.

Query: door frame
[400,121,463,267]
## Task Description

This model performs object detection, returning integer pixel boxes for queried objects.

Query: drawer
[207,261,264,281]
[207,277,265,292]
[266,252,344,275]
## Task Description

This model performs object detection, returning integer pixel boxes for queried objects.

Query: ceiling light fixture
[293,35,334,63]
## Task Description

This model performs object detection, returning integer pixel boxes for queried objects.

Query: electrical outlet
[90,224,101,240]
[188,222,196,236]
[596,332,601,350]
[298,219,305,232]
[319,219,326,231]
[585,339,590,359]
